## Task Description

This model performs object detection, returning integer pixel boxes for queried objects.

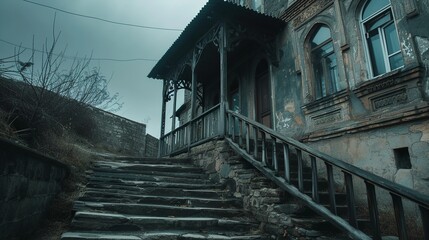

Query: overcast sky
[0,0,208,137]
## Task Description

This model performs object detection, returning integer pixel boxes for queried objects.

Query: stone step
[62,231,268,240]
[107,157,192,165]
[83,187,229,199]
[70,211,260,232]
[86,179,223,190]
[73,201,248,219]
[89,167,208,180]
[79,191,241,208]
[92,161,204,174]
[88,173,212,185]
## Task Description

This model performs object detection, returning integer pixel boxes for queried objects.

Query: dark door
[255,61,272,128]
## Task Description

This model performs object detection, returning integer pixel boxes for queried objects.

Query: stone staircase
[61,157,269,240]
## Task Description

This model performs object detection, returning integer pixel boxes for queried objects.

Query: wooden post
[158,80,167,157]
[219,23,228,137]
[189,54,197,146]
[170,81,178,152]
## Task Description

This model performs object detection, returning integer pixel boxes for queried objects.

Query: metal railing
[160,104,220,156]
[225,109,429,240]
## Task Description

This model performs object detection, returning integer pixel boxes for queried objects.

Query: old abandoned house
[147,0,429,239]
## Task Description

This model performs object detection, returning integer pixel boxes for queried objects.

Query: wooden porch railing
[225,109,429,240]
[159,104,220,156]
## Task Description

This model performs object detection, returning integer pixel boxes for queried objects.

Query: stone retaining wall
[177,139,317,239]
[144,134,159,157]
[90,108,147,156]
[0,138,69,239]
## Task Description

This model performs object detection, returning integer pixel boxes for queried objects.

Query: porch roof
[148,0,285,80]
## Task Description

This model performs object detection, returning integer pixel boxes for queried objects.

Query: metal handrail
[226,109,429,240]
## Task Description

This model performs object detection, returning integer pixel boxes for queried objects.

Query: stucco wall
[0,138,68,239]
[307,119,429,198]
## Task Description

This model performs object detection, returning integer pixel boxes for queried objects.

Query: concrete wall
[90,107,147,156]
[0,138,68,239]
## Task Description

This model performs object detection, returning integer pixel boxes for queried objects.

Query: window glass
[311,26,330,45]
[310,26,339,99]
[389,53,404,70]
[362,0,403,77]
[384,23,400,54]
[367,34,386,76]
[362,0,390,20]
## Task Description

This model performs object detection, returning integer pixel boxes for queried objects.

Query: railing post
[238,119,243,147]
[420,206,429,240]
[326,163,337,215]
[283,143,290,183]
[245,123,250,154]
[297,149,304,192]
[365,181,381,240]
[231,115,236,142]
[390,193,408,240]
[261,131,267,166]
[344,171,357,227]
[272,136,278,174]
[253,126,258,159]
[310,155,319,203]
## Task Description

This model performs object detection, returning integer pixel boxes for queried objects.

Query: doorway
[255,60,272,128]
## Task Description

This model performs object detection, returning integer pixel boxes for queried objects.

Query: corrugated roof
[148,0,285,80]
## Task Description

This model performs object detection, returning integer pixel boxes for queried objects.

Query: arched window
[361,0,403,77]
[310,25,339,99]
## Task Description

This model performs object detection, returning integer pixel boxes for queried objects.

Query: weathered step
[62,232,141,240]
[93,161,204,173]
[89,168,208,180]
[88,173,212,185]
[82,187,230,199]
[71,211,259,232]
[79,191,241,208]
[107,157,192,165]
[62,231,268,240]
[86,180,223,190]
[73,201,248,218]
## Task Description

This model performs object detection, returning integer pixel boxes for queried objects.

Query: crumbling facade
[150,0,429,198]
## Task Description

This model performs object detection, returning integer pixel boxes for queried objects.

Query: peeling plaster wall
[306,119,429,198]
[268,0,429,197]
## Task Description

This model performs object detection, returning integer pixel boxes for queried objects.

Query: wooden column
[189,55,197,146]
[219,23,228,137]
[171,81,178,132]
[158,80,167,157]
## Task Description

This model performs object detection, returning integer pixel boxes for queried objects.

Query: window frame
[360,0,404,78]
[308,25,340,100]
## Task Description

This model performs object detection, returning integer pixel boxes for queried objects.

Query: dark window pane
[362,0,390,20]
[327,53,339,93]
[384,22,400,54]
[311,26,331,45]
[367,12,391,32]
[389,52,404,70]
[367,34,386,76]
